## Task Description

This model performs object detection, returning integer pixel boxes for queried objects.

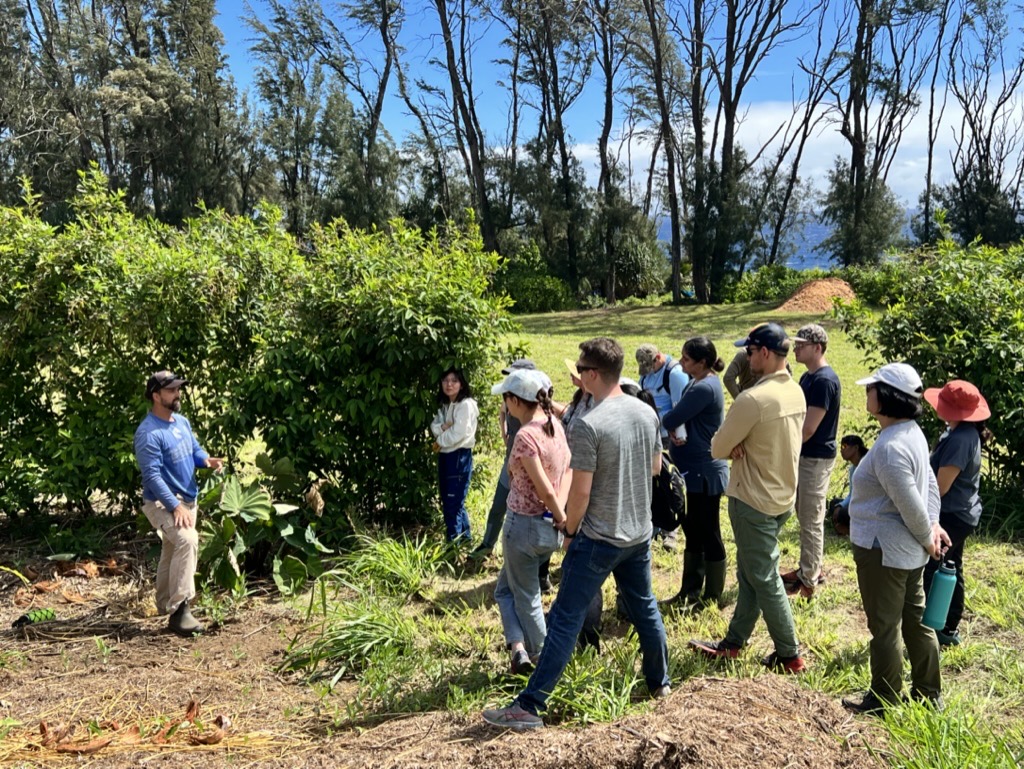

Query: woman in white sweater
[431,367,479,542]
[843,363,950,716]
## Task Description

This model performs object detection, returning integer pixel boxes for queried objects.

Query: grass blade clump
[882,700,1023,769]
[281,596,416,688]
[344,532,455,597]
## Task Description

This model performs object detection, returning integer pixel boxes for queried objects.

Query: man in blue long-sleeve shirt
[134,370,223,636]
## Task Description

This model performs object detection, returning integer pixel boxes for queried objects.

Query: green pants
[725,498,800,658]
[853,544,941,702]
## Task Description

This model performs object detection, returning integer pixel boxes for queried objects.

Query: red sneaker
[689,639,742,659]
[762,651,806,674]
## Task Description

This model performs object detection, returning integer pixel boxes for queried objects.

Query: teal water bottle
[923,561,956,630]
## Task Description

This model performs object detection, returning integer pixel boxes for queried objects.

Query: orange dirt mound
[777,278,856,314]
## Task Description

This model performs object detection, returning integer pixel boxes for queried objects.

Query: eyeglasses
[575,364,598,374]
[745,344,763,357]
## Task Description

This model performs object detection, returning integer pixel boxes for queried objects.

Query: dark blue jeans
[438,448,473,541]
[515,532,669,715]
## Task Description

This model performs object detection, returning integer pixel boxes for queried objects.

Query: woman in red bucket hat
[922,380,993,647]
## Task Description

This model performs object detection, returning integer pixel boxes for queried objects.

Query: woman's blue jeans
[438,448,473,541]
[494,511,562,655]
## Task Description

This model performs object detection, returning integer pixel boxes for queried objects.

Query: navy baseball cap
[734,323,790,355]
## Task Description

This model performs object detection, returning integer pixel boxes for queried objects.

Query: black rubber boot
[699,559,727,609]
[661,552,705,607]
[680,551,706,603]
[168,599,205,637]
[538,556,552,593]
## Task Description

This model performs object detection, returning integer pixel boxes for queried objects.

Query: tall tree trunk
[433,0,498,253]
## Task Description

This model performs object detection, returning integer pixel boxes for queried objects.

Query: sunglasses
[575,364,598,374]
[745,344,763,357]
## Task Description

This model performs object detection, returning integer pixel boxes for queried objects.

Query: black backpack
[658,360,680,393]
[651,450,686,531]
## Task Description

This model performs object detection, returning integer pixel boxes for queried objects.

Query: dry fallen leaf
[188,728,225,746]
[60,590,88,604]
[24,566,39,580]
[55,736,113,755]
[101,558,127,576]
[183,697,200,723]
[119,725,142,744]
[39,721,74,747]
[33,580,60,593]
[13,588,34,608]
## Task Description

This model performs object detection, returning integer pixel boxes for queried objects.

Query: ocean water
[657,218,833,271]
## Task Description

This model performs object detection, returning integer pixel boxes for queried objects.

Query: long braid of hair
[537,387,556,437]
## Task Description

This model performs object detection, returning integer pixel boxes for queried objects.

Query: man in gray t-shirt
[483,337,670,731]
[572,397,660,546]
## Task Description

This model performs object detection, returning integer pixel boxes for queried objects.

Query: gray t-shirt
[570,395,660,547]
[930,423,982,526]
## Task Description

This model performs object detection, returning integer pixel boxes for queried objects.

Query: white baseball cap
[491,369,550,401]
[855,362,923,397]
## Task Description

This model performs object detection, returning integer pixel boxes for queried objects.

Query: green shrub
[0,170,513,543]
[730,265,831,304]
[493,242,576,313]
[840,239,1024,531]
[841,257,918,307]
[196,455,330,595]
[244,216,513,530]
[0,171,300,516]
[500,272,577,313]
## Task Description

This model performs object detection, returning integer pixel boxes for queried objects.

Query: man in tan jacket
[689,323,808,673]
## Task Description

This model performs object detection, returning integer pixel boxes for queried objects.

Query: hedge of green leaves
[870,240,1024,483]
[0,170,513,530]
[836,238,1024,524]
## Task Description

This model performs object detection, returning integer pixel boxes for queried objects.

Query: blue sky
[215,0,1024,206]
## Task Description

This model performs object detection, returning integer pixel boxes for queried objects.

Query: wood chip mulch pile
[776,278,857,314]
[325,676,886,769]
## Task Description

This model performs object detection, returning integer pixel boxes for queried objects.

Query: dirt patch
[776,278,857,314]
[0,542,883,769]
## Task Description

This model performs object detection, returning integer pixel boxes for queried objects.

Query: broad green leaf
[220,476,273,522]
[272,555,307,596]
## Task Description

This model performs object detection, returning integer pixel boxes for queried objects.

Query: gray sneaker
[168,600,205,637]
[482,704,543,730]
[651,684,671,699]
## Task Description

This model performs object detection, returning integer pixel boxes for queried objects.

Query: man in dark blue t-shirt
[781,325,841,599]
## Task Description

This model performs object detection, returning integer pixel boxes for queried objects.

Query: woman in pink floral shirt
[491,368,572,674]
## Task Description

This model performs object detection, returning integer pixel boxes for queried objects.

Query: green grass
[312,301,1024,765]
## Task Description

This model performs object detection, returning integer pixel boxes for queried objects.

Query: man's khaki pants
[142,499,199,615]
[795,456,835,587]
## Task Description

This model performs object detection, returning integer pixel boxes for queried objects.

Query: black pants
[682,487,725,561]
[923,512,976,633]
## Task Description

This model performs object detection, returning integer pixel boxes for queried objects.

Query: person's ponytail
[537,388,556,437]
